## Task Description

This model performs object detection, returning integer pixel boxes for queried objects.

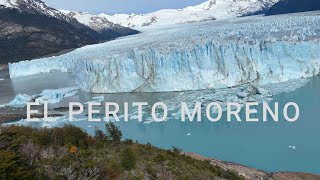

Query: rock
[248,84,269,95]
[237,92,249,98]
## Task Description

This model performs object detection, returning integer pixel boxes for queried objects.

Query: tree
[0,150,33,179]
[120,148,136,171]
[105,123,122,143]
[172,146,182,154]
[94,128,108,146]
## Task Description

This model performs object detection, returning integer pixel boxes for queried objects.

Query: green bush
[153,153,166,163]
[121,148,137,170]
[0,150,33,179]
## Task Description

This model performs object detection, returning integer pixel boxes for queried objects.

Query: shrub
[0,150,33,179]
[172,146,182,154]
[69,146,78,154]
[52,125,89,149]
[153,153,166,163]
[121,148,137,171]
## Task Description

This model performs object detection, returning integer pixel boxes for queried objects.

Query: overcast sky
[43,0,208,14]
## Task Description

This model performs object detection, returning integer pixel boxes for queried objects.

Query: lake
[1,72,320,174]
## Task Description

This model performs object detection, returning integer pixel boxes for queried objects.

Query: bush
[172,146,182,154]
[121,148,137,171]
[0,150,33,179]
[153,153,166,163]
[52,125,89,149]
[222,170,245,180]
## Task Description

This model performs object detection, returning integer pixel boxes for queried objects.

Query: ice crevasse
[9,12,320,93]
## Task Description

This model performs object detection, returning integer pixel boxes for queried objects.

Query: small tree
[94,128,107,140]
[120,148,136,171]
[105,123,122,143]
[172,146,182,154]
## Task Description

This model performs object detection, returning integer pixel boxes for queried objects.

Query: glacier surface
[9,12,320,93]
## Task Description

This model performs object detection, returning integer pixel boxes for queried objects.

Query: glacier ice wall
[72,41,320,93]
[9,12,320,93]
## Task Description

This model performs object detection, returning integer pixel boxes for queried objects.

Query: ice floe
[0,87,78,108]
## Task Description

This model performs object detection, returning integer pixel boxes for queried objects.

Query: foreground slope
[1,124,319,180]
[0,125,244,180]
[10,12,320,93]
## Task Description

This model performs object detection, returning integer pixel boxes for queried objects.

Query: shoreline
[184,152,320,180]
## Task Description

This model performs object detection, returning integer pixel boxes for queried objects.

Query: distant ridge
[266,0,320,15]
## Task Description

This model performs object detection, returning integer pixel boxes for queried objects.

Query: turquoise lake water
[71,76,320,174]
[1,73,320,174]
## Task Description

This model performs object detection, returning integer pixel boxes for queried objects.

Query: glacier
[9,12,320,93]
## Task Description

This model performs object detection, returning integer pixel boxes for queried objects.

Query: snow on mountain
[60,10,128,33]
[0,0,17,8]
[9,11,320,93]
[99,0,280,28]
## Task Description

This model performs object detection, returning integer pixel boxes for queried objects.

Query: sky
[43,0,208,14]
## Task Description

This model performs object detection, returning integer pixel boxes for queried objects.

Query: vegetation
[0,123,244,180]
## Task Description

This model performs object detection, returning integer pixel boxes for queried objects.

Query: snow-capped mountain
[98,0,280,28]
[0,0,74,22]
[0,0,138,64]
[60,10,136,36]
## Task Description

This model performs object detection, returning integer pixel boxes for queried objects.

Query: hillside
[0,7,98,64]
[266,0,320,15]
[0,124,244,180]
[0,0,138,64]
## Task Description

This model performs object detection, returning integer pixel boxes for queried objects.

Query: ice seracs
[9,11,320,93]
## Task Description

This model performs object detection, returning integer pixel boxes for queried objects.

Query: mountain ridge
[0,0,138,64]
[266,0,320,15]
[94,0,280,28]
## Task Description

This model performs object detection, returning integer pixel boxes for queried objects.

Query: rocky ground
[185,152,320,180]
[0,105,63,124]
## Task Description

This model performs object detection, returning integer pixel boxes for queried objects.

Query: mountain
[60,10,138,39]
[0,0,138,64]
[98,0,279,28]
[0,0,70,20]
[266,0,320,15]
